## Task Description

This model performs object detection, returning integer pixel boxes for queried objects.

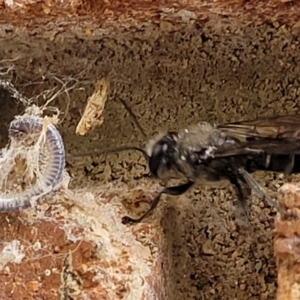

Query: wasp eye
[149,142,167,177]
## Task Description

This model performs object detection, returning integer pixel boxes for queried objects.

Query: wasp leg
[226,172,252,224]
[122,181,194,224]
[238,167,292,218]
[227,174,248,206]
[284,154,295,174]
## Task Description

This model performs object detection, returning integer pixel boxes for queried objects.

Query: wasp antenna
[68,145,149,159]
[116,97,147,138]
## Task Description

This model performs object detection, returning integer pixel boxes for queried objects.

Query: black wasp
[71,114,300,224]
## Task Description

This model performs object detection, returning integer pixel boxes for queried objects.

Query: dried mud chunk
[274,183,300,300]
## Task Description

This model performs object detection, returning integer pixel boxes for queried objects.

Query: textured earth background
[0,6,300,299]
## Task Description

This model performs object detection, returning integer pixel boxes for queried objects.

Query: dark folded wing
[214,114,300,156]
[218,114,300,140]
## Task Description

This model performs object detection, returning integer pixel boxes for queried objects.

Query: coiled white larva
[0,115,65,211]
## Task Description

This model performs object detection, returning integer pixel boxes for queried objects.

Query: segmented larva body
[0,115,65,211]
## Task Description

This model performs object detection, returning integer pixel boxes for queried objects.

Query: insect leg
[238,167,290,217]
[283,154,295,174]
[226,173,247,206]
[122,180,194,224]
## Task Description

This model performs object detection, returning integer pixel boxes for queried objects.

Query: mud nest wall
[0,1,300,300]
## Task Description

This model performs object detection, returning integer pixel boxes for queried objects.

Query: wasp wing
[218,115,300,141]
[215,114,300,156]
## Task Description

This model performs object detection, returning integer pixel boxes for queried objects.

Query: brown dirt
[0,13,300,300]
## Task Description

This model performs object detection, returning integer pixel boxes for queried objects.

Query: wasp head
[145,132,179,179]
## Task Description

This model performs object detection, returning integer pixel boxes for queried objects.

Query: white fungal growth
[0,240,25,271]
